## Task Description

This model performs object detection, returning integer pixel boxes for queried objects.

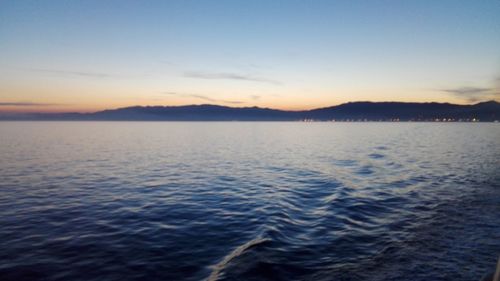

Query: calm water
[0,122,499,281]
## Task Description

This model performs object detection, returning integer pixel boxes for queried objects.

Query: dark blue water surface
[0,122,499,281]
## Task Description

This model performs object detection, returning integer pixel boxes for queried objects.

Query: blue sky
[1,0,499,112]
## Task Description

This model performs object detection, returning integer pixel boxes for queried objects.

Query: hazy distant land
[1,101,499,121]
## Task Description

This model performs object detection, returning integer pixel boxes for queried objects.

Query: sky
[1,0,499,113]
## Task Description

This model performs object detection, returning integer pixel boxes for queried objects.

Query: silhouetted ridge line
[1,101,499,121]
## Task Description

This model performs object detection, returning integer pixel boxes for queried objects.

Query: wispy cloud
[250,95,261,100]
[0,102,62,106]
[441,86,498,102]
[158,60,176,66]
[29,68,116,78]
[441,87,490,95]
[162,92,244,104]
[183,71,281,85]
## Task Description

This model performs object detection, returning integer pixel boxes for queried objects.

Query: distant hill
[2,101,499,121]
[305,101,500,121]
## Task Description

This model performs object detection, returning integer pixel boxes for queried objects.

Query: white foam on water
[207,237,270,281]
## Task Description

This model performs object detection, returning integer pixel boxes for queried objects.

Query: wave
[207,237,270,281]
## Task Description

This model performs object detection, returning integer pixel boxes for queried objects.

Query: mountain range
[1,101,499,121]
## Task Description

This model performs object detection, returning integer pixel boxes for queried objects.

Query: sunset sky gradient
[1,0,499,113]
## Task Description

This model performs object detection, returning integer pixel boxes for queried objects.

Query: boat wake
[207,237,270,281]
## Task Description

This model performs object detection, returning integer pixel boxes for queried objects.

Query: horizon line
[0,99,498,115]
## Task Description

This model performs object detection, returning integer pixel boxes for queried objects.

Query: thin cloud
[187,94,218,102]
[219,100,244,104]
[0,102,62,106]
[183,71,281,85]
[441,86,497,102]
[158,60,176,66]
[29,68,116,78]
[162,92,244,104]
[250,95,261,100]
[441,87,490,95]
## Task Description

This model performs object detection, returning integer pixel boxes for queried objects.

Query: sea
[0,122,499,281]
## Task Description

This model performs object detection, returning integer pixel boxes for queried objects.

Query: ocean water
[0,122,499,281]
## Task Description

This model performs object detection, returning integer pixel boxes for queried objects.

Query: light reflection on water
[0,122,499,281]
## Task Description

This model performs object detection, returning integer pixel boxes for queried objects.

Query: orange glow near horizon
[0,94,493,114]
[1,71,499,114]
